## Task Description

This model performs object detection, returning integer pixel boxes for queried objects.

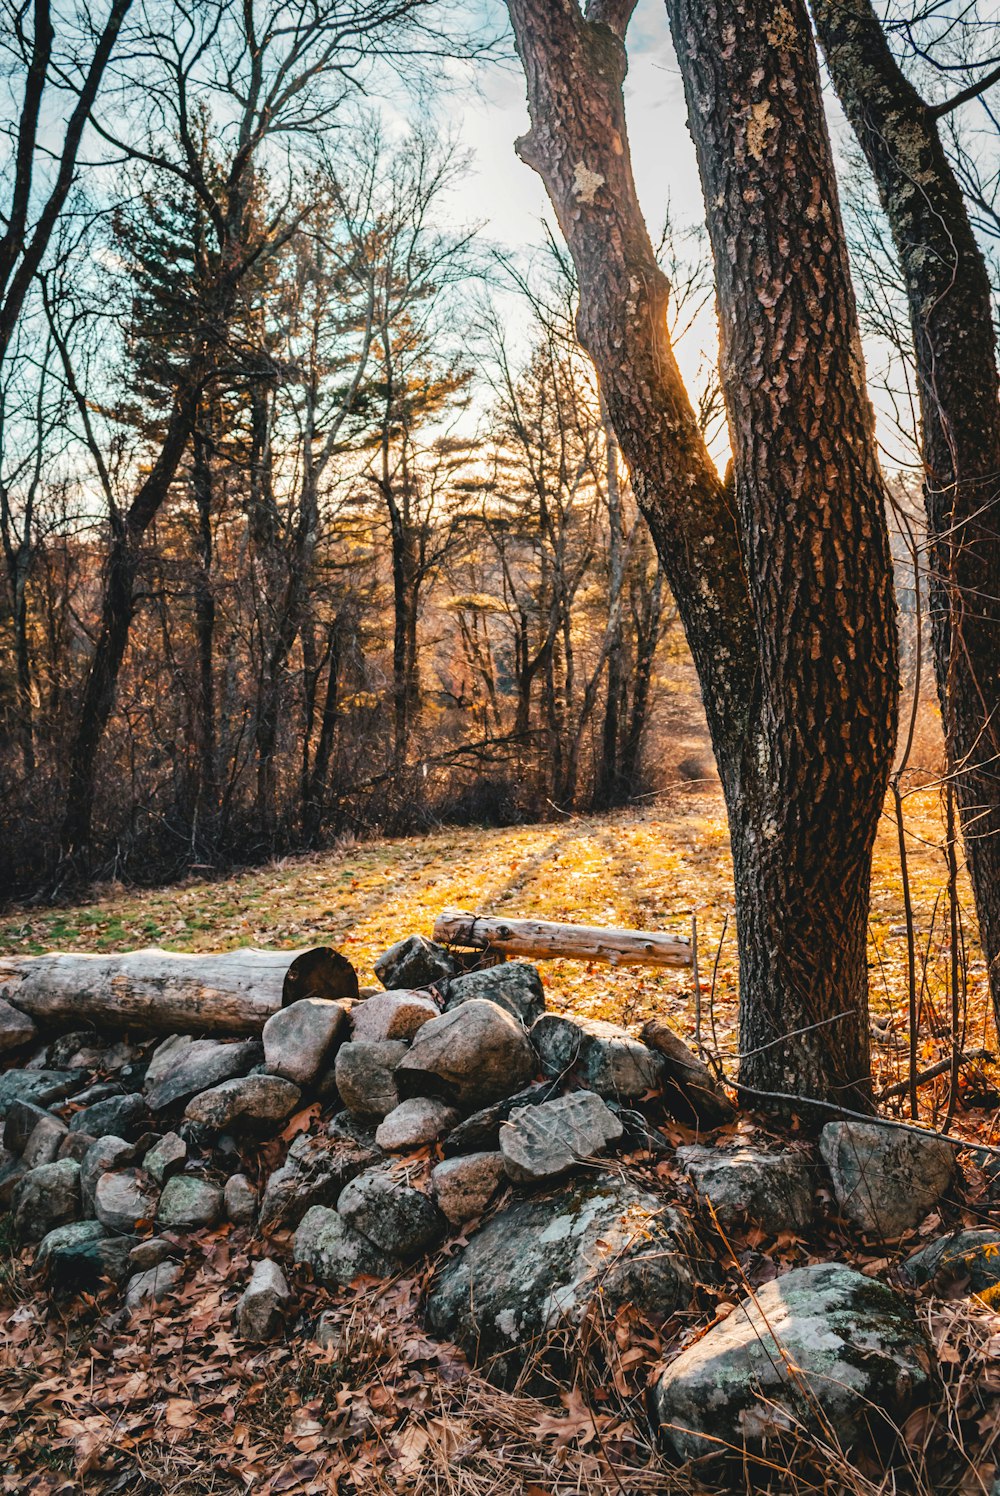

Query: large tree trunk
[811,0,1000,1024]
[505,0,898,1108]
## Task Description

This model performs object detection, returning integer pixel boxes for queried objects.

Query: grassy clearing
[1,779,993,1109]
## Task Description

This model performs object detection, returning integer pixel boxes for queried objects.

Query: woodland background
[0,0,944,905]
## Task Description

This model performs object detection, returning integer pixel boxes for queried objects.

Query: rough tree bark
[811,0,1000,1024]
[506,0,899,1107]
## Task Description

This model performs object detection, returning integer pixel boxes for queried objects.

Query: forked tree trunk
[811,0,1000,1025]
[505,0,898,1107]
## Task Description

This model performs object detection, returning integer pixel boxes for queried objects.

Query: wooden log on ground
[0,945,357,1036]
[433,909,692,968]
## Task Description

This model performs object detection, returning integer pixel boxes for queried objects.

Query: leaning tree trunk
[811,0,1000,1025]
[506,0,898,1108]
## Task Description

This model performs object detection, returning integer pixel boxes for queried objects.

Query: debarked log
[433,909,692,968]
[0,945,358,1036]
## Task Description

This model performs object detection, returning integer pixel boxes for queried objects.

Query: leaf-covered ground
[3,782,1000,1494]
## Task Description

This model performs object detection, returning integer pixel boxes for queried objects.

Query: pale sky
[440,0,917,474]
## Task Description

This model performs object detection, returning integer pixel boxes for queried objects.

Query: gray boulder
[81,1135,134,1214]
[350,990,440,1043]
[0,1069,81,1118]
[444,964,545,1028]
[677,1144,814,1236]
[337,1166,445,1263]
[396,1000,536,1110]
[22,1114,68,1169]
[143,1131,187,1184]
[144,1036,262,1111]
[441,1082,560,1157]
[258,1132,375,1234]
[236,1258,292,1340]
[531,1014,663,1100]
[262,998,347,1087]
[426,1174,700,1379]
[157,1175,224,1229]
[820,1121,955,1237]
[374,935,457,991]
[903,1228,1000,1299]
[129,1237,174,1271]
[293,1204,395,1286]
[69,1093,149,1140]
[4,1099,52,1155]
[0,1154,26,1209]
[225,1173,257,1226]
[431,1152,506,1225]
[499,1091,624,1183]
[94,1169,159,1234]
[34,1220,134,1293]
[124,1260,183,1310]
[58,1130,96,1163]
[0,999,37,1055]
[14,1158,82,1243]
[375,1097,459,1152]
[335,1040,408,1118]
[183,1075,301,1136]
[653,1263,937,1460]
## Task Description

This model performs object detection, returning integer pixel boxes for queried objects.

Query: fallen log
[433,909,692,968]
[0,945,357,1037]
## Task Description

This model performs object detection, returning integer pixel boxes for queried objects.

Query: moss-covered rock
[653,1262,937,1463]
[426,1173,701,1382]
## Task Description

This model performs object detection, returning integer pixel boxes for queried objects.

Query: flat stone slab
[144,1037,262,1111]
[183,1075,301,1136]
[653,1263,938,1461]
[426,1174,701,1381]
[499,1090,623,1183]
[0,1070,82,1119]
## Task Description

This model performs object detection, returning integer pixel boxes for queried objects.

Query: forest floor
[3,779,1000,1494]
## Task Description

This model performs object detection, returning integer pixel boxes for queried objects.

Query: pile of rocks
[1,930,995,1475]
